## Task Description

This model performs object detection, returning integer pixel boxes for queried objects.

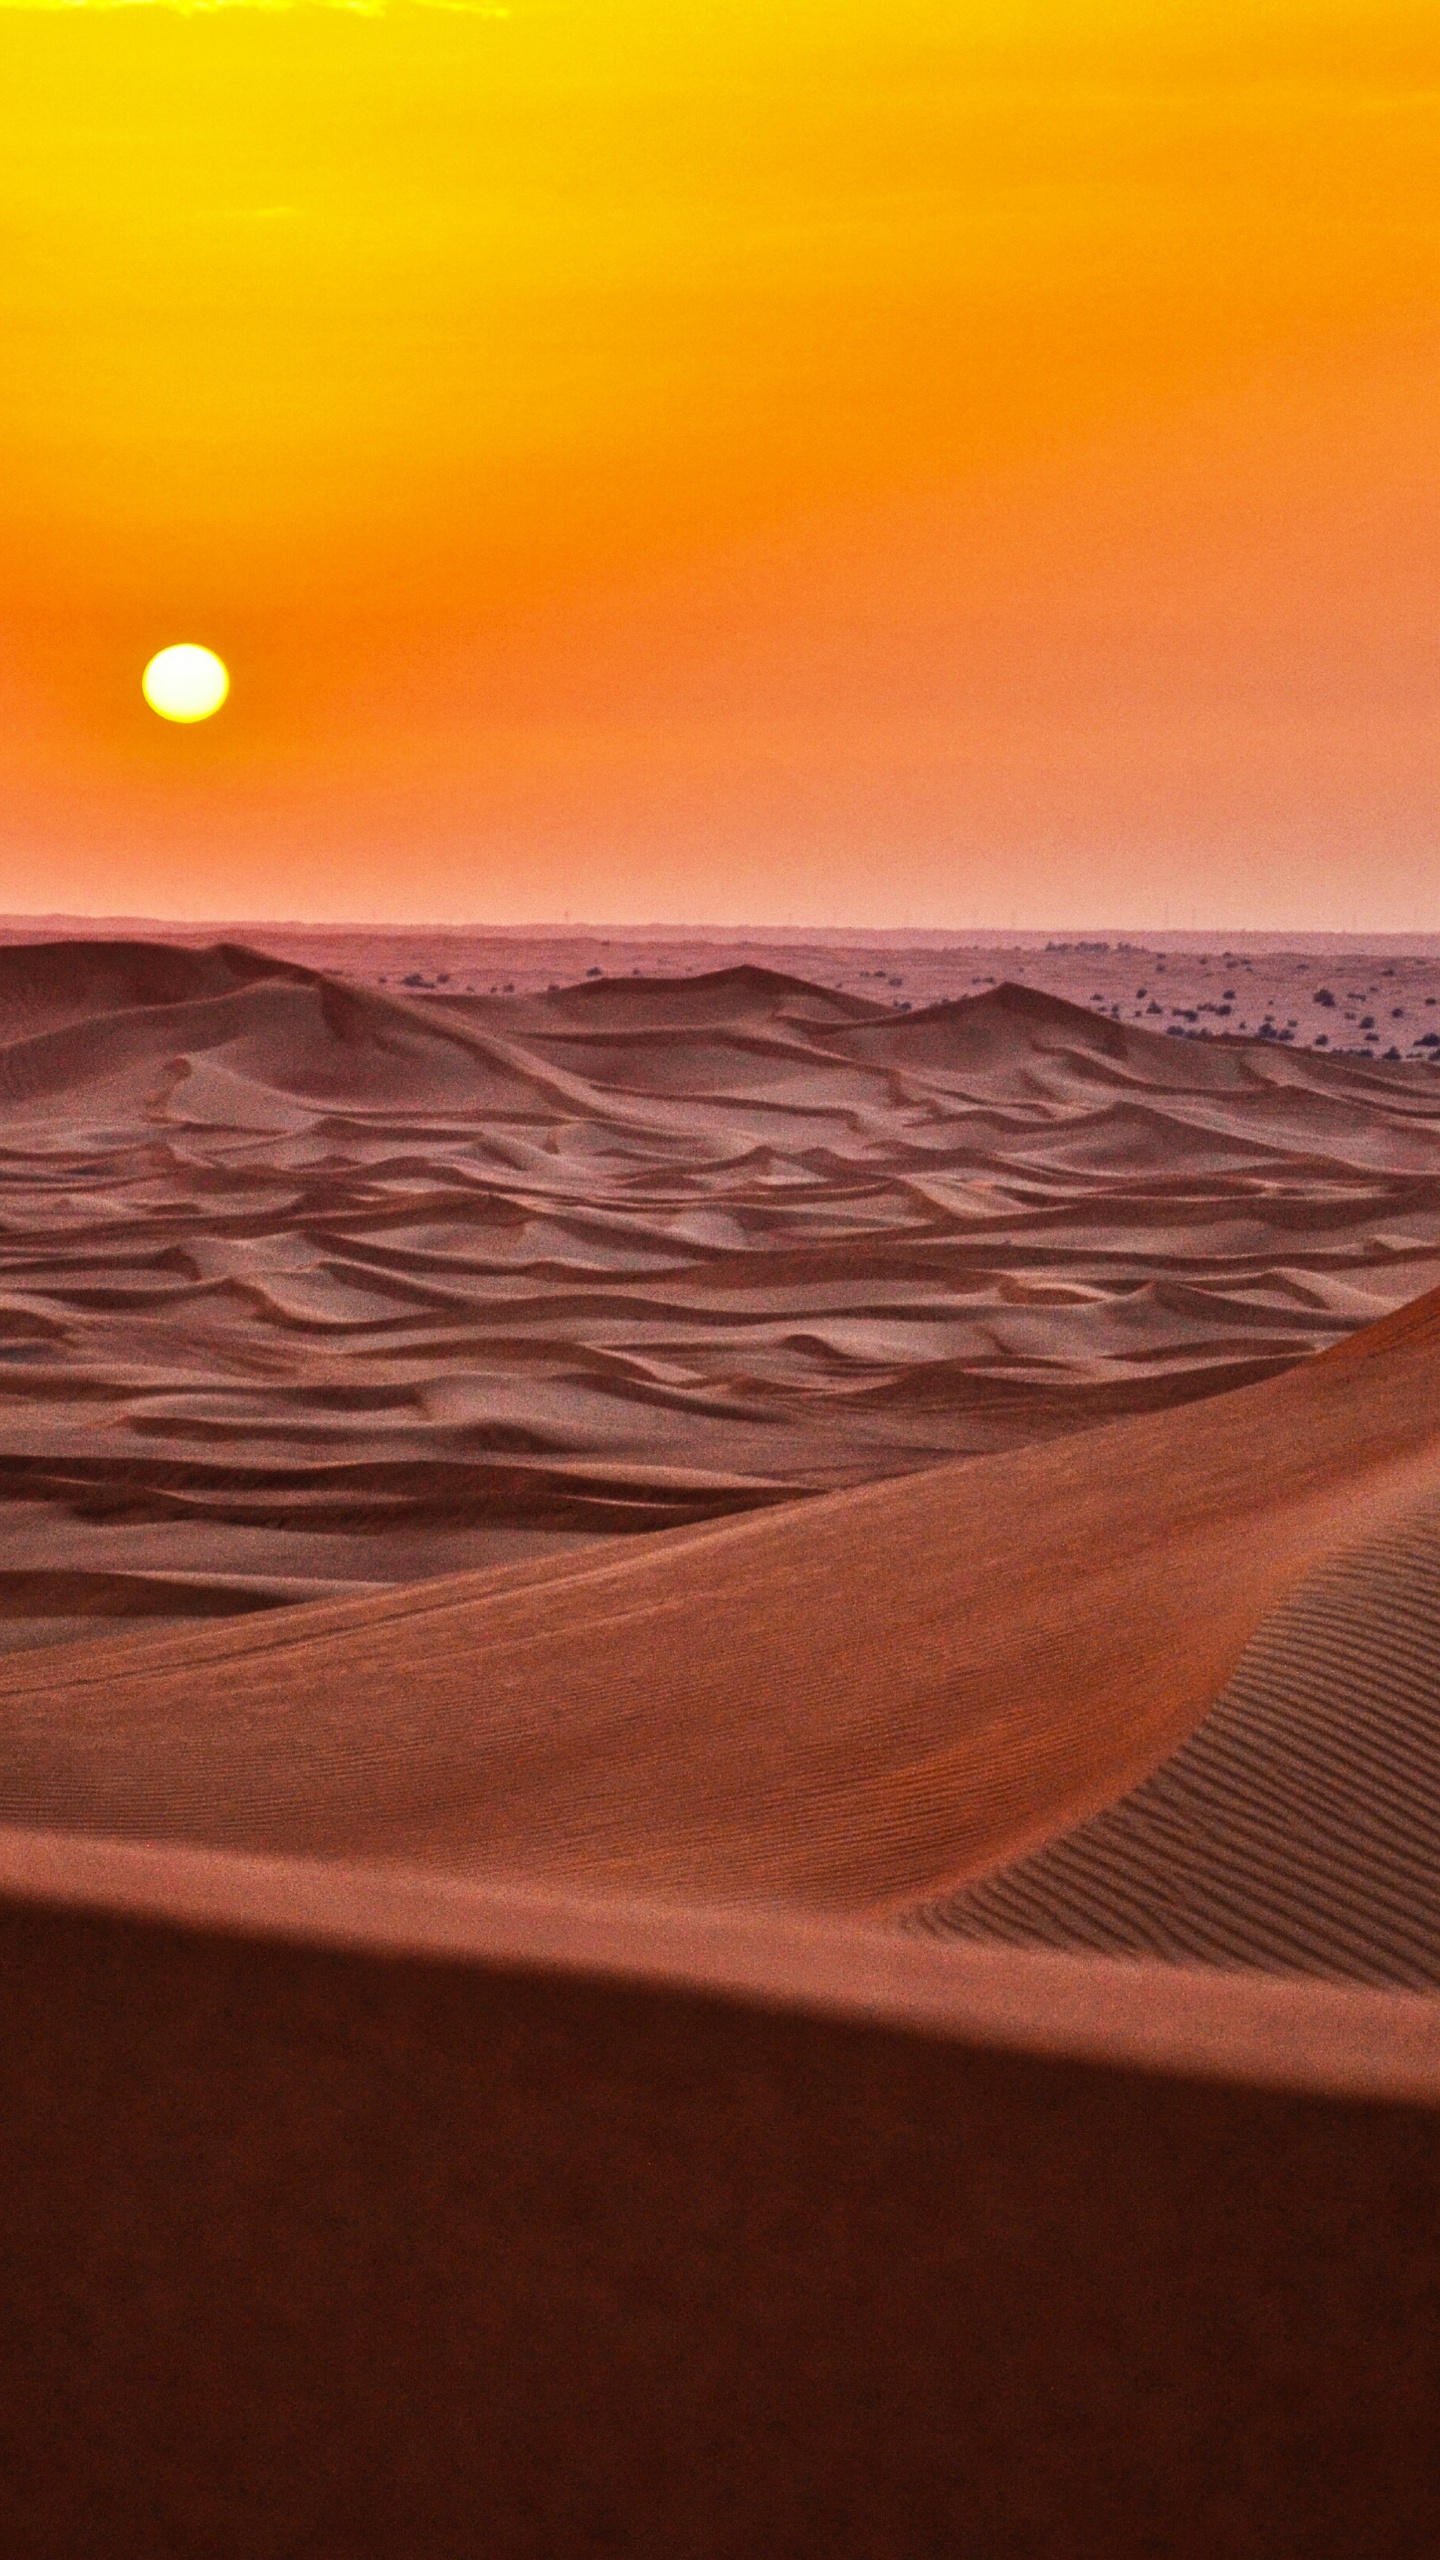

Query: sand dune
[4,1831,1438,2557]
[5,936,1440,1639]
[5,937,1440,1921]
[3,1281,1440,1914]
[6,938,1440,2545]
[916,1488,1440,1982]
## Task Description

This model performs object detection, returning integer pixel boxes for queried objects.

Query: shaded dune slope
[4,1836,1440,2557]
[914,1492,1440,1983]
[4,1288,1440,1911]
[5,937,1440,1634]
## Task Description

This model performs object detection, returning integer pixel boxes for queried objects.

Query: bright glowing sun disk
[142,644,229,723]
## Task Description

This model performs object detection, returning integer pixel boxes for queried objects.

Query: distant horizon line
[5,912,1440,953]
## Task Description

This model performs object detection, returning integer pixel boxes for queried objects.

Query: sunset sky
[1,0,1436,928]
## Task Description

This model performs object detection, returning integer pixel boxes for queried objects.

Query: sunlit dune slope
[4,936,1440,1639]
[4,1285,1440,1909]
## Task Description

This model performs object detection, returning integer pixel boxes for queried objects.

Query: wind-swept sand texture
[5,936,1440,1641]
[916,1491,1440,1982]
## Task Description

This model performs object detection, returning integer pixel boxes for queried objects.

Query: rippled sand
[4,935,1440,1638]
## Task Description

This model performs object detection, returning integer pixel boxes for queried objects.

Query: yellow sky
[1,0,1436,924]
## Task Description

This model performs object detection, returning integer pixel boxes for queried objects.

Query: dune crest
[5,939,1440,1938]
[4,938,1440,1639]
[0,1278,1438,1915]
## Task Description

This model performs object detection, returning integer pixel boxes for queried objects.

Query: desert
[3,929,1440,2551]
[8,0,1440,2540]
[5,926,1440,1644]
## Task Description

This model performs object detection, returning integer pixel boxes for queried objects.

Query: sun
[142,644,230,724]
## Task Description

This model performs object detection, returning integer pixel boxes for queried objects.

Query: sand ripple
[4,937,1440,1625]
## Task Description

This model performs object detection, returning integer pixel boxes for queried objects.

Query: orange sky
[1,0,1436,927]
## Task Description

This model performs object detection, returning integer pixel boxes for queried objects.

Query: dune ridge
[5,937,1440,1933]
[3,1280,1440,1915]
[5,1829,1440,2557]
[5,936,1440,1638]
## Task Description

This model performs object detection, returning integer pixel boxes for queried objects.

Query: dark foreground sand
[4,938,1440,2553]
[4,1837,1440,2557]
